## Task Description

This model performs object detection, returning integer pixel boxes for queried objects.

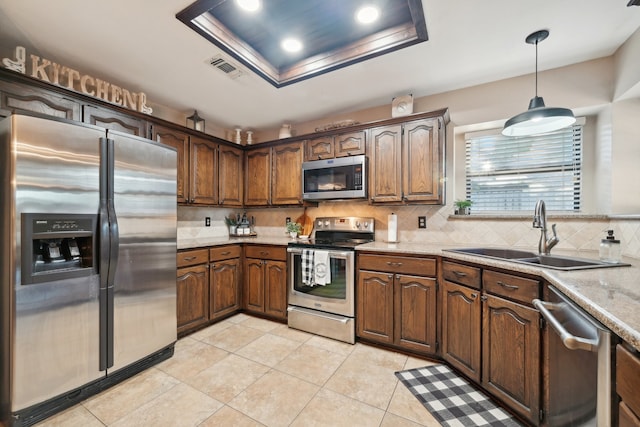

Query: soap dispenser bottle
[599,230,621,263]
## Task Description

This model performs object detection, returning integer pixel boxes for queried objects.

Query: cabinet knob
[471,293,478,299]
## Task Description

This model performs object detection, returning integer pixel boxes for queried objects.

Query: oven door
[287,247,354,317]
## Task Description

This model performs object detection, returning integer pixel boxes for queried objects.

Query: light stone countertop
[357,241,640,351]
[177,236,640,351]
[177,235,293,250]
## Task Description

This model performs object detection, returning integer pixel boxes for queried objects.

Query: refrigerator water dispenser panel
[21,213,97,285]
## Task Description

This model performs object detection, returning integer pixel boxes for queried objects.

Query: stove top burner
[288,216,375,250]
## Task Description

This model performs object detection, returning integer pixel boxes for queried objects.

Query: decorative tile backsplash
[178,203,640,259]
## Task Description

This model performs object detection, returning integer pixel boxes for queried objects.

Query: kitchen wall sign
[2,45,153,114]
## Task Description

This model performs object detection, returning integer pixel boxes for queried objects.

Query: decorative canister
[279,124,292,139]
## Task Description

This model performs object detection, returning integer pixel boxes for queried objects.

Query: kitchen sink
[444,248,630,271]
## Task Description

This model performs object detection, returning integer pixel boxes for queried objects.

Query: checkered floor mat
[395,364,523,427]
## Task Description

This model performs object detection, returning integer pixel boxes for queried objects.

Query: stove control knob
[324,220,330,227]
[355,221,361,228]
[364,221,369,228]
[317,220,323,228]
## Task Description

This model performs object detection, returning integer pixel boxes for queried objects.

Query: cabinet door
[403,119,442,203]
[244,258,265,313]
[153,125,189,203]
[264,260,287,319]
[394,274,437,354]
[189,136,218,205]
[482,294,540,425]
[218,144,243,206]
[306,136,334,160]
[210,258,241,321]
[334,131,365,157]
[0,80,80,120]
[83,105,145,136]
[368,124,402,203]
[272,142,303,205]
[176,264,209,335]
[244,147,271,206]
[442,280,481,382]
[357,271,394,344]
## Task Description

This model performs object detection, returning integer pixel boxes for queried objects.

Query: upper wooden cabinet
[218,144,244,206]
[189,135,218,205]
[0,80,81,121]
[305,130,365,160]
[368,117,444,204]
[153,123,242,206]
[83,104,146,136]
[272,142,303,205]
[244,147,271,206]
[153,125,190,203]
[245,142,303,206]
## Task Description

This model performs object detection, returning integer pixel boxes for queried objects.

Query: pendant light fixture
[502,30,576,137]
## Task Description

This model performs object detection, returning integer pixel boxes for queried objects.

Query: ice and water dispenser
[21,213,97,284]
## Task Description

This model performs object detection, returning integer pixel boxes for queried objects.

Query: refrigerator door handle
[99,137,111,370]
[106,138,120,284]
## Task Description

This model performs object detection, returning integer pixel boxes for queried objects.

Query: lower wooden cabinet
[357,271,394,344]
[243,245,287,320]
[357,253,438,355]
[209,246,242,321]
[441,260,541,426]
[617,344,640,426]
[176,263,209,335]
[482,294,540,424]
[441,280,482,382]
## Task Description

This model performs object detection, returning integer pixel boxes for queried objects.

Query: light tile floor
[35,314,440,426]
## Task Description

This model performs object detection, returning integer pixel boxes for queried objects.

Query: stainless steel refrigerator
[0,113,177,426]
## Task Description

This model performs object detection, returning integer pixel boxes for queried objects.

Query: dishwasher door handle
[533,298,599,352]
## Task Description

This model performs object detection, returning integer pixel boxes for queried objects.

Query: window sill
[448,214,612,221]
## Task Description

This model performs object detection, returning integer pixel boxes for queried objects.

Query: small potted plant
[224,214,238,235]
[454,199,473,215]
[286,221,302,239]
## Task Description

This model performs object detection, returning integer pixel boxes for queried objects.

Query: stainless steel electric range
[287,216,374,344]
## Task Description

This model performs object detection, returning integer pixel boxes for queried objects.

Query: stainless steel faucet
[533,199,559,255]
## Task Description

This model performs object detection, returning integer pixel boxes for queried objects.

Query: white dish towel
[313,250,331,286]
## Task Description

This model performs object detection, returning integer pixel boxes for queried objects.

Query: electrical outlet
[286,217,291,225]
[418,216,426,229]
[205,217,211,227]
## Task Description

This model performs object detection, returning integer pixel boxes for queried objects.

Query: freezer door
[108,131,177,373]
[5,114,104,411]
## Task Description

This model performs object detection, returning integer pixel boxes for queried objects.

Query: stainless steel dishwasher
[533,286,614,426]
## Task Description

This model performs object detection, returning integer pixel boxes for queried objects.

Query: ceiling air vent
[207,54,243,79]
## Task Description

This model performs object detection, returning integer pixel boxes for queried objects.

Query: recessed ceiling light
[281,38,303,53]
[235,0,261,12]
[355,5,380,24]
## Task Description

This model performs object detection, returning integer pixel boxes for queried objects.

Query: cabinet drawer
[358,254,436,276]
[442,261,481,289]
[209,245,241,261]
[245,245,287,261]
[618,344,640,419]
[483,270,539,304]
[177,249,209,267]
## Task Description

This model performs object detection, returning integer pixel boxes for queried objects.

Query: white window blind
[465,123,583,212]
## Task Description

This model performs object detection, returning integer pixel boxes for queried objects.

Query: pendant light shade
[502,30,576,137]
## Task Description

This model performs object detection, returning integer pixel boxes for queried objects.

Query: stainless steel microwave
[302,155,367,200]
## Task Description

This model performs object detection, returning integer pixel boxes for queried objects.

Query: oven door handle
[533,298,599,352]
[287,247,352,259]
